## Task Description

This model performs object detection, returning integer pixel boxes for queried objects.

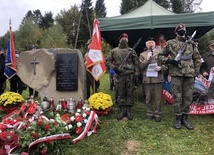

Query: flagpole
[4,19,17,79]
[9,18,11,31]
[92,78,96,94]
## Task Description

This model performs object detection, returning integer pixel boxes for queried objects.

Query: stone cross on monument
[31,56,39,75]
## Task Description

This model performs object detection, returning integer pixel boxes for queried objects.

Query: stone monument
[17,48,86,104]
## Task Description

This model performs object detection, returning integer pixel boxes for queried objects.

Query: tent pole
[75,5,82,49]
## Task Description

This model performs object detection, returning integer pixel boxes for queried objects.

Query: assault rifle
[174,30,197,61]
[118,37,142,71]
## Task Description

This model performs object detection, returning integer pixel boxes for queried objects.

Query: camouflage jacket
[106,46,139,75]
[160,36,201,77]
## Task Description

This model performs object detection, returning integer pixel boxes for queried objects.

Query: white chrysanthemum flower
[86,107,90,111]
[68,124,73,129]
[82,113,87,118]
[77,122,82,127]
[65,126,68,130]
[70,116,75,121]
[75,112,80,116]
[84,119,88,123]
[77,109,81,113]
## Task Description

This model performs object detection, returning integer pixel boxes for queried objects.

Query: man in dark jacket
[0,47,6,95]
[200,40,214,99]
[9,50,24,95]
[200,40,214,78]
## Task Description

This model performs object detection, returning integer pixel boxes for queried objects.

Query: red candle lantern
[61,98,67,110]
[77,98,83,109]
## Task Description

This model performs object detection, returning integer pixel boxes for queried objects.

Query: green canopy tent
[98,0,214,53]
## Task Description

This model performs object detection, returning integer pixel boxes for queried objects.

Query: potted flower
[88,92,113,115]
[0,92,24,114]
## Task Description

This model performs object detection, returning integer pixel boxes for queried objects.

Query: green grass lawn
[2,73,214,155]
[64,73,213,155]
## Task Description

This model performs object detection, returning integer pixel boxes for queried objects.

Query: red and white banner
[162,74,214,114]
[20,133,71,155]
[162,89,174,104]
[73,111,99,144]
[86,19,106,81]
[194,74,211,92]
[190,103,214,114]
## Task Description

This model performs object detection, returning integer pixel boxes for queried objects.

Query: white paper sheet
[146,63,158,77]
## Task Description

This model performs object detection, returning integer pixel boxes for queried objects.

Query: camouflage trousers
[171,76,194,115]
[115,74,135,107]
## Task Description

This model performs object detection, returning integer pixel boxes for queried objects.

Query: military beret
[174,23,186,33]
[146,37,155,42]
[118,33,128,41]
[209,40,214,46]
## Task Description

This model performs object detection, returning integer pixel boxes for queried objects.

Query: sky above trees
[0,0,213,36]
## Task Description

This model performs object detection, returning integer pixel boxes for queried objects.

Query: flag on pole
[86,19,106,81]
[4,20,17,79]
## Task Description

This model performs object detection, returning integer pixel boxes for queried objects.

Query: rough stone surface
[17,48,55,91]
[17,48,86,104]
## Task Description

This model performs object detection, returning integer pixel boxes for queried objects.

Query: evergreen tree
[120,0,201,14]
[33,10,43,25]
[22,10,43,25]
[40,11,54,29]
[95,0,107,18]
[79,0,94,48]
[120,0,169,14]
[120,0,136,15]
[169,0,202,13]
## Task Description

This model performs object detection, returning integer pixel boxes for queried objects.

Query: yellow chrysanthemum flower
[0,92,24,108]
[88,92,113,110]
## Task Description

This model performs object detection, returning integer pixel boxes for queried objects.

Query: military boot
[117,106,126,120]
[182,114,194,130]
[126,106,133,120]
[174,115,181,129]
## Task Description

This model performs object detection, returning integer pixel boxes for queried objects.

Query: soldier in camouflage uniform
[160,23,201,130]
[106,33,139,120]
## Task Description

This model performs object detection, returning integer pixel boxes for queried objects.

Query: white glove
[154,66,161,71]
[147,52,153,60]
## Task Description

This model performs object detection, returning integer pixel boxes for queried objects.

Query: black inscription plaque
[56,53,78,91]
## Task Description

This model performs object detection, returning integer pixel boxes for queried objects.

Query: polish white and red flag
[86,19,106,81]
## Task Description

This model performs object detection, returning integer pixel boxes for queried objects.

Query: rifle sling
[180,55,192,60]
